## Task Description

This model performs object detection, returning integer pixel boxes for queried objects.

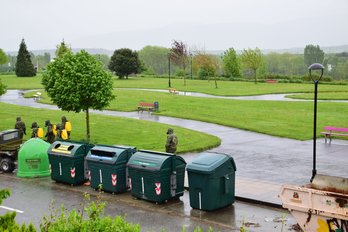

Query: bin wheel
[0,158,15,173]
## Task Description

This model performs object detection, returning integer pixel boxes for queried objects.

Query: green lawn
[3,74,348,96]
[0,102,220,153]
[286,92,348,100]
[27,89,348,140]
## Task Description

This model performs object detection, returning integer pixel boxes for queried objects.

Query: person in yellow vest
[61,116,71,139]
[44,120,55,144]
[56,123,68,141]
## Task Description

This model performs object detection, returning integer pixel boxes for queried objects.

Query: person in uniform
[45,120,55,144]
[14,116,26,139]
[165,128,178,153]
[31,122,39,138]
[61,116,71,139]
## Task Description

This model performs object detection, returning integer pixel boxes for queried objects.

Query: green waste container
[86,145,136,193]
[17,138,51,178]
[186,152,237,211]
[127,150,186,203]
[48,141,94,185]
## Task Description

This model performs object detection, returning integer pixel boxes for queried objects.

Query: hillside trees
[108,48,141,79]
[304,44,325,67]
[139,46,169,75]
[15,39,36,77]
[222,48,241,78]
[42,50,114,142]
[240,48,264,84]
[55,40,71,58]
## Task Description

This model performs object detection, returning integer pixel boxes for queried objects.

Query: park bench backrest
[139,102,154,107]
[323,126,348,133]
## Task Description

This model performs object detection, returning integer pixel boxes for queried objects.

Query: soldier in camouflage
[45,120,55,144]
[165,128,178,153]
[14,116,26,139]
[61,116,70,139]
[31,122,39,138]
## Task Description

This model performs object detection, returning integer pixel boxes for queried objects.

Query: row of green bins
[86,145,136,193]
[48,141,94,185]
[127,150,186,203]
[187,152,237,211]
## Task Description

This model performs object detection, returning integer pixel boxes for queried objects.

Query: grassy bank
[0,102,220,153]
[27,89,348,140]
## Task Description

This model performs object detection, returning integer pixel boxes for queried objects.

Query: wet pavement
[1,89,348,230]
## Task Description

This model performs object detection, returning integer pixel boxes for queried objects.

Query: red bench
[137,102,154,112]
[320,126,348,143]
[265,79,278,83]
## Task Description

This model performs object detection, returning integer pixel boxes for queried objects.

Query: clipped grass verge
[0,102,220,153]
[286,92,348,100]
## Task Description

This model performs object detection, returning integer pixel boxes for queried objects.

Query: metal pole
[190,54,193,80]
[168,54,171,87]
[311,80,318,182]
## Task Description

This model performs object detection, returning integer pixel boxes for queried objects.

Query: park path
[1,89,348,205]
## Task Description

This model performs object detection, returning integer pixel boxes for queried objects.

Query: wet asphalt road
[0,174,295,232]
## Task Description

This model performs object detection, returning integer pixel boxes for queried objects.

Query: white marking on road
[0,205,24,214]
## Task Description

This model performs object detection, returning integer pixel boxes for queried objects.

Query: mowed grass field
[0,102,220,153]
[26,89,348,140]
[2,74,348,96]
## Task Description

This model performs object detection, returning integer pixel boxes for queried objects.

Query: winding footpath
[1,89,347,204]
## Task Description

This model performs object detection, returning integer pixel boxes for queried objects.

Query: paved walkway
[1,90,348,206]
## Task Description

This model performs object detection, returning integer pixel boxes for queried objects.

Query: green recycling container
[86,145,136,193]
[48,141,94,185]
[127,150,186,203]
[186,152,237,211]
[17,138,51,178]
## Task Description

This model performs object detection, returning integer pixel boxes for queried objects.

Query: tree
[138,46,170,75]
[42,50,114,142]
[193,53,219,88]
[0,48,7,65]
[304,44,325,67]
[0,78,6,96]
[108,48,140,79]
[240,47,263,84]
[55,40,71,58]
[15,39,36,77]
[170,40,189,85]
[93,54,110,70]
[222,48,241,78]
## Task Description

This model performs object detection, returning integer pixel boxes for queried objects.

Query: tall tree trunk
[86,108,90,143]
[214,77,218,89]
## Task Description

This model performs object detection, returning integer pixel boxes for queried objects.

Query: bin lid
[86,145,135,164]
[48,141,92,157]
[128,150,185,171]
[186,152,236,174]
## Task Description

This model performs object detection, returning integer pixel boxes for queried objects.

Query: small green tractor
[0,129,22,173]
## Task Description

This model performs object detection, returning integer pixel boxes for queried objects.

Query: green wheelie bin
[86,145,136,193]
[48,141,94,185]
[127,150,186,203]
[186,152,237,211]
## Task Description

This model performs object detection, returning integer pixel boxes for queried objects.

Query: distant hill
[7,45,348,56]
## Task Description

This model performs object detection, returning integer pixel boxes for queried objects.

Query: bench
[320,126,348,143]
[169,88,179,94]
[137,102,155,112]
[265,79,278,83]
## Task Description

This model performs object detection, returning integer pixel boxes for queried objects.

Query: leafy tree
[108,48,140,79]
[304,44,325,67]
[0,48,7,65]
[55,40,71,58]
[170,40,189,85]
[138,46,170,75]
[42,50,114,142]
[15,39,36,77]
[0,78,6,96]
[240,47,264,84]
[93,54,110,70]
[193,53,219,88]
[222,48,241,78]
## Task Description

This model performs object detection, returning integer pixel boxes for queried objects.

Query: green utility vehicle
[0,129,22,173]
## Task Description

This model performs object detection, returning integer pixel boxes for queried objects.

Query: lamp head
[308,63,324,82]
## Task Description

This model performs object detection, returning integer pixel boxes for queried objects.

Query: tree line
[1,39,348,81]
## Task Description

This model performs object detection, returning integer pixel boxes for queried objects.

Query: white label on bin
[199,192,202,210]
[155,182,161,195]
[99,169,103,183]
[129,178,132,190]
[59,163,62,176]
[141,177,144,194]
[70,167,75,178]
[111,174,117,186]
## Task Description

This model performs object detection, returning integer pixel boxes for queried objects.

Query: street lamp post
[168,53,171,88]
[190,53,193,80]
[308,63,324,182]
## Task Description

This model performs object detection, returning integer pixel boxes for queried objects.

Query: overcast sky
[1,0,347,51]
